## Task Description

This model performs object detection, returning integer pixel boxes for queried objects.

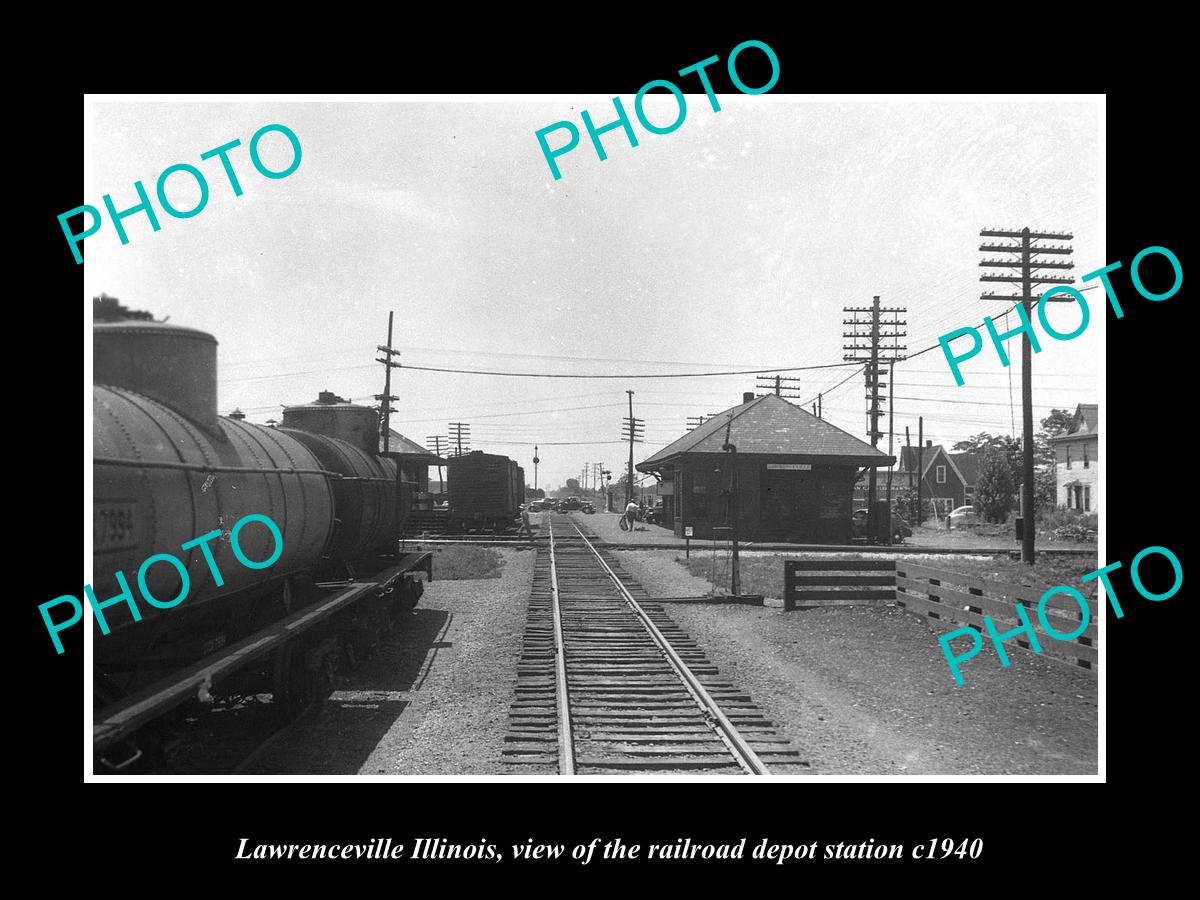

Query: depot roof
[637,394,894,470]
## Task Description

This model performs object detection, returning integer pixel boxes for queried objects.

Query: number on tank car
[95,502,138,552]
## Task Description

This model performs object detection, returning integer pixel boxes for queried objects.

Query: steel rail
[547,518,576,775]
[569,524,771,776]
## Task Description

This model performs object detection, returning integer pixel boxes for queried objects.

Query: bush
[975,449,1017,523]
[892,488,936,525]
[1038,508,1097,530]
[432,546,505,579]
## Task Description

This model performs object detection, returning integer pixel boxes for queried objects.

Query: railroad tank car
[92,323,415,672]
[92,317,432,772]
[93,322,338,665]
[445,451,523,533]
[280,392,402,561]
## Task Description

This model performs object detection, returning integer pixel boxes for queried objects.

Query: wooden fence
[894,562,1097,672]
[781,559,1098,673]
[783,560,897,611]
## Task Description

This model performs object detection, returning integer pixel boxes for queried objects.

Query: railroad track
[504,514,807,774]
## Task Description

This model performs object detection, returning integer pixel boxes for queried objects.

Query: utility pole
[755,374,803,399]
[721,412,740,596]
[843,297,906,542]
[686,412,719,431]
[533,445,539,492]
[448,422,470,456]
[917,417,924,526]
[905,426,912,487]
[375,311,400,454]
[621,390,643,506]
[886,359,895,520]
[980,226,1075,564]
[426,435,447,493]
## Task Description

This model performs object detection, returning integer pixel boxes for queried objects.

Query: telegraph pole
[843,297,906,542]
[375,311,400,454]
[721,412,740,595]
[448,422,470,456]
[755,374,803,399]
[917,417,924,526]
[426,435,447,493]
[980,227,1075,564]
[621,390,643,506]
[886,359,895,517]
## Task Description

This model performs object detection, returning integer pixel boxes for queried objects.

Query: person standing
[519,505,535,544]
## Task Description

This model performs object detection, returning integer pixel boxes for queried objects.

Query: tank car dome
[281,391,381,456]
[94,320,219,433]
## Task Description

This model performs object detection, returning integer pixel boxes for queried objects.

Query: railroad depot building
[637,393,894,543]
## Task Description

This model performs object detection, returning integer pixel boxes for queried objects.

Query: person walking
[519,504,535,544]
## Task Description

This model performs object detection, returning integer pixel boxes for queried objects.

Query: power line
[396,360,863,379]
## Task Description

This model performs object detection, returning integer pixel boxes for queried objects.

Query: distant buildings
[1049,404,1099,513]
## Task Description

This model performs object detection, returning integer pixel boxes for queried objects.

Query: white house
[1049,404,1099,513]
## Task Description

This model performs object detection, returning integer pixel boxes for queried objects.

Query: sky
[86,97,1102,490]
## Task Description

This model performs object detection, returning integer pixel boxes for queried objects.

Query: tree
[1034,409,1073,513]
[564,478,581,494]
[1040,408,1074,438]
[974,449,1017,523]
[94,293,157,322]
[953,433,1022,485]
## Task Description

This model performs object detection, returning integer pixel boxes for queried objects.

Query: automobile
[526,499,546,512]
[948,505,979,527]
[563,497,582,510]
[851,508,869,538]
[580,501,595,514]
[644,501,665,525]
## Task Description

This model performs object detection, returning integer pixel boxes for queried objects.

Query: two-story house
[1050,404,1099,513]
[895,441,974,519]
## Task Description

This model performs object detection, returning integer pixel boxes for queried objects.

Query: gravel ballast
[616,550,1098,775]
[249,549,533,775]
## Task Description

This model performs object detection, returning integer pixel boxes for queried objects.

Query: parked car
[580,501,595,514]
[948,505,978,527]
[563,497,582,510]
[850,508,868,538]
[644,501,665,525]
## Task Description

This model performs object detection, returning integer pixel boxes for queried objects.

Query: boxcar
[447,452,523,533]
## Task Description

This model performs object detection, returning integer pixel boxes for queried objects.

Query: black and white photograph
[74,92,1115,781]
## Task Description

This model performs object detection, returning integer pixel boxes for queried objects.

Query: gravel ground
[615,550,1098,775]
[248,549,533,775]
[906,523,1094,552]
[573,510,1095,553]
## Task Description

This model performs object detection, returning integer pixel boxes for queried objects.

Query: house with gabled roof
[636,392,893,543]
[1049,403,1099,513]
[894,441,975,518]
